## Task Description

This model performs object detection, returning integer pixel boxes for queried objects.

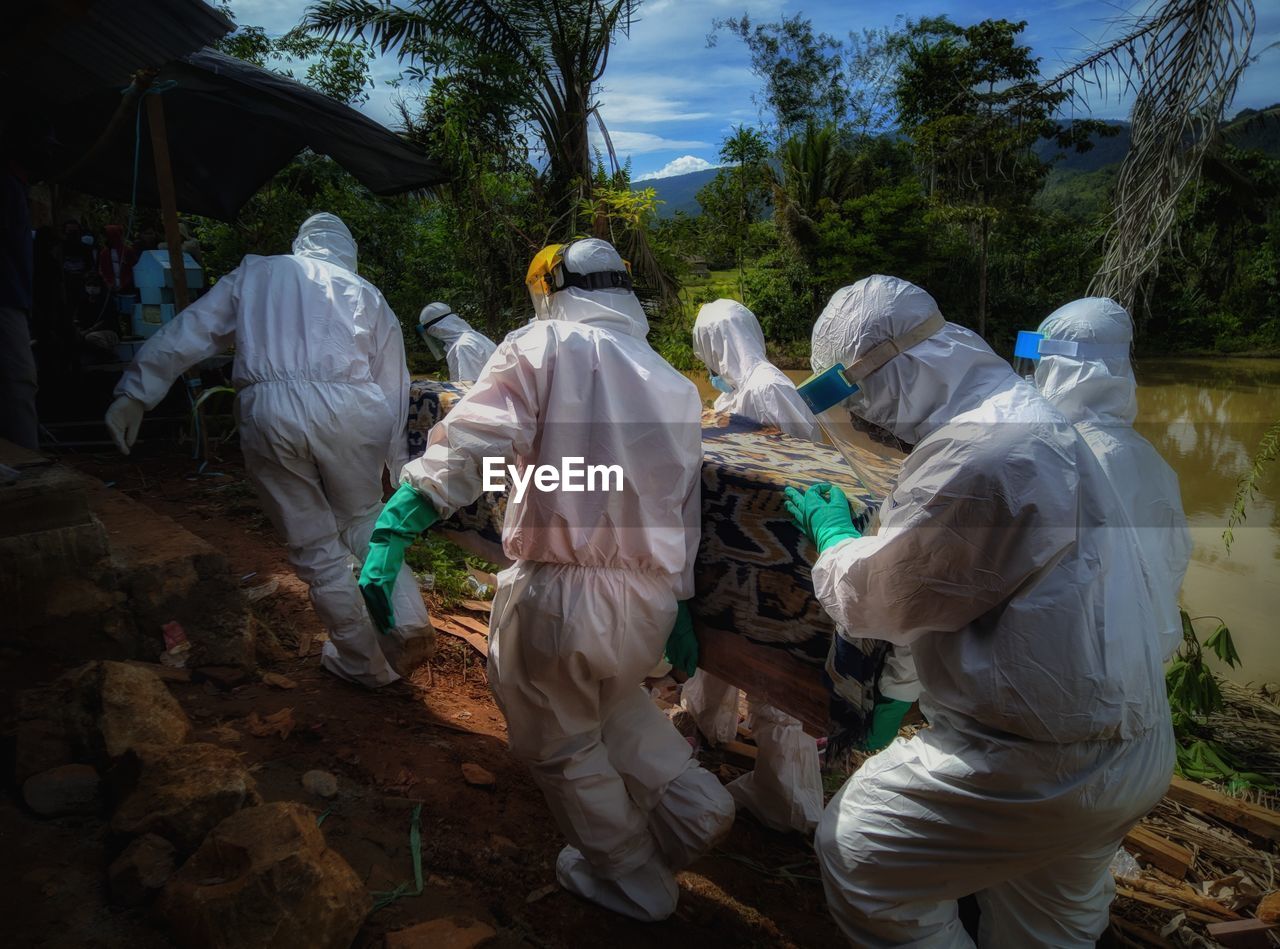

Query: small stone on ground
[460,763,495,787]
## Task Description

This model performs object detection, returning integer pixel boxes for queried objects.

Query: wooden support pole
[145,92,189,312]
[144,89,207,459]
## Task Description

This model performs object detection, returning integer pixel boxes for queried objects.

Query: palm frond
[304,0,539,72]
[1087,0,1256,309]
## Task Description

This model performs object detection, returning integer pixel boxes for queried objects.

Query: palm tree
[772,123,855,310]
[304,0,639,233]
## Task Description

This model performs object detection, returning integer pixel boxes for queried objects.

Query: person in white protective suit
[680,298,827,833]
[358,238,735,921]
[418,302,497,381]
[104,213,432,689]
[1028,297,1192,660]
[785,275,1174,947]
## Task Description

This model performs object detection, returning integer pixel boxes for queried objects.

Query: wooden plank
[1108,915,1173,949]
[1123,825,1193,880]
[1120,876,1240,920]
[438,619,488,657]
[721,740,758,769]
[1114,886,1222,925]
[695,621,827,738]
[1204,919,1279,949]
[451,614,490,637]
[459,599,492,613]
[1166,776,1280,842]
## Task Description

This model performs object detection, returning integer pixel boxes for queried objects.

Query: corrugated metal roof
[5,0,234,104]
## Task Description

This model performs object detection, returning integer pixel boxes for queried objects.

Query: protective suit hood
[424,313,473,346]
[811,275,1012,445]
[693,299,767,388]
[544,239,649,338]
[292,212,358,273]
[1034,297,1138,427]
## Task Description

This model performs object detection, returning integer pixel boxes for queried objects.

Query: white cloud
[635,155,718,180]
[595,90,711,123]
[592,129,710,154]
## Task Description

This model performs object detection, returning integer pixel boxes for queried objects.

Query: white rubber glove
[105,396,145,455]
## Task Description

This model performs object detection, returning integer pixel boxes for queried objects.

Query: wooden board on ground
[1165,776,1280,842]
[1124,824,1194,879]
[696,621,827,737]
[438,618,488,657]
[459,599,492,613]
[451,614,490,637]
[1204,919,1280,949]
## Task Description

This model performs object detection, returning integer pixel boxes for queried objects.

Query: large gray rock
[22,764,101,817]
[160,802,368,949]
[111,743,261,854]
[64,660,191,762]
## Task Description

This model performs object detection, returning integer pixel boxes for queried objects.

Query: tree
[696,125,771,299]
[893,17,1108,338]
[708,14,849,143]
[214,5,374,105]
[773,122,856,312]
[305,0,639,230]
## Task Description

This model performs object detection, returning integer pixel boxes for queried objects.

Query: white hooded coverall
[1035,297,1192,660]
[399,239,734,921]
[421,307,498,381]
[681,298,826,833]
[113,213,431,687]
[808,276,1174,947]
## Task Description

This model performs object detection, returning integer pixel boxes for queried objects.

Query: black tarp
[5,0,234,105]
[48,49,448,220]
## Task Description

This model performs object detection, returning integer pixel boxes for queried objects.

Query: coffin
[406,380,906,739]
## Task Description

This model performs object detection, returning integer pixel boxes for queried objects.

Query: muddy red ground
[2,443,843,949]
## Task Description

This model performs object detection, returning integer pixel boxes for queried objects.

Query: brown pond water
[687,359,1280,685]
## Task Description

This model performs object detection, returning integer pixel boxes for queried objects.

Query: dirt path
[11,445,843,949]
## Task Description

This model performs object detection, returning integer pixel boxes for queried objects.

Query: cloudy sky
[225,0,1279,180]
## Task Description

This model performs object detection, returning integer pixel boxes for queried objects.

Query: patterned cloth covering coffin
[406,379,906,746]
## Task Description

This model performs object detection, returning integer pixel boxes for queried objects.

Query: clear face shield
[1012,329,1131,379]
[524,241,634,322]
[1013,330,1043,380]
[417,312,451,361]
[798,311,946,493]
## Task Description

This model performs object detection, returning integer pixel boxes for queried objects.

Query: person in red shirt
[98,224,137,292]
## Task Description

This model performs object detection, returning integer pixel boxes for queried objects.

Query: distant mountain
[1223,105,1280,154]
[1036,122,1131,172]
[638,106,1279,219]
[633,167,721,219]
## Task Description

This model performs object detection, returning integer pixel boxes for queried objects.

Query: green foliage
[695,126,773,296]
[892,16,1111,336]
[1142,145,1280,354]
[403,533,496,608]
[215,5,374,104]
[710,14,850,142]
[306,0,641,226]
[1167,610,1271,790]
[1224,418,1280,551]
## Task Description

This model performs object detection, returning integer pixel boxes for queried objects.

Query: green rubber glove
[664,601,698,677]
[863,698,912,752]
[359,483,440,632]
[783,482,861,553]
